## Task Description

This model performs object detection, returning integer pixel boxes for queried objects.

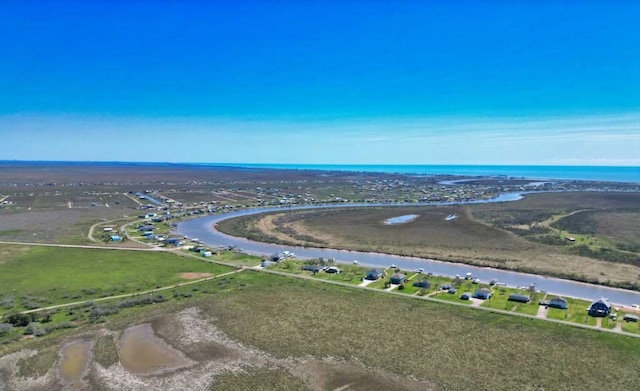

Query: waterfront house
[588,298,612,317]
[302,265,325,273]
[508,294,531,303]
[390,273,406,284]
[473,288,492,300]
[365,268,383,281]
[412,279,431,289]
[548,297,568,309]
[166,238,184,246]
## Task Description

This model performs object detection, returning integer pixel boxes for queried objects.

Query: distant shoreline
[1,160,638,183]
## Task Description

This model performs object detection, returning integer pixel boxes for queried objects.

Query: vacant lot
[2,271,639,390]
[217,192,640,288]
[0,245,234,315]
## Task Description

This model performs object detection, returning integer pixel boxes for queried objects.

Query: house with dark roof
[389,273,406,284]
[365,268,383,281]
[473,288,492,300]
[548,297,568,309]
[460,292,472,300]
[412,279,431,289]
[588,298,612,317]
[166,238,184,246]
[302,265,325,273]
[508,294,530,303]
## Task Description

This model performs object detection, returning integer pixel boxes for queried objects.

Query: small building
[302,265,324,273]
[508,294,531,303]
[588,298,612,317]
[412,279,431,289]
[103,227,113,232]
[389,273,406,284]
[460,292,472,300]
[623,314,639,322]
[473,288,492,300]
[138,225,154,232]
[166,238,184,246]
[110,235,122,242]
[548,297,568,309]
[448,288,457,294]
[365,268,383,281]
[260,260,270,268]
[440,284,453,291]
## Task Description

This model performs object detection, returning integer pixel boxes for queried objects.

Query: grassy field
[0,245,235,315]
[217,192,640,289]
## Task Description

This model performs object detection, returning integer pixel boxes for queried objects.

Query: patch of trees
[487,210,557,228]
[551,211,598,235]
[616,243,640,253]
[568,245,640,267]
[528,234,570,246]
[88,294,167,322]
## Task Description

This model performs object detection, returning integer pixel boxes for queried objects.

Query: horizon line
[1,160,639,168]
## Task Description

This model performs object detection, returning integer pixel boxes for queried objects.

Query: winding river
[177,192,640,307]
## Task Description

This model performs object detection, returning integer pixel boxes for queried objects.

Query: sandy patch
[179,272,213,279]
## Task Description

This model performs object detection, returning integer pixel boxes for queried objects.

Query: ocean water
[216,164,640,183]
[2,161,638,183]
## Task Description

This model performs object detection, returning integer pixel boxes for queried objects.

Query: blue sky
[0,1,638,165]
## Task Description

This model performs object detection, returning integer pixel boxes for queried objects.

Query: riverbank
[177,194,640,306]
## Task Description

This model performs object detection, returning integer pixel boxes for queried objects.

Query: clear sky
[1,1,638,165]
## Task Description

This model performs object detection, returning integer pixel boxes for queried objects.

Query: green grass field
[0,245,235,315]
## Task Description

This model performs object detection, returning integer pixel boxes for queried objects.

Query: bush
[24,322,47,337]
[0,323,13,335]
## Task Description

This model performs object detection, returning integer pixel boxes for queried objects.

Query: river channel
[177,192,640,307]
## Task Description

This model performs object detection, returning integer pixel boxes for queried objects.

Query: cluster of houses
[357,267,640,322]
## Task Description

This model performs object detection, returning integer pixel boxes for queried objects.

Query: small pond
[58,339,92,390]
[119,324,192,375]
[384,214,419,225]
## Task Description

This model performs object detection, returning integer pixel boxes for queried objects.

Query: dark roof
[549,297,568,303]
[477,287,492,293]
[460,292,472,298]
[508,294,531,303]
[623,314,639,321]
[412,279,431,288]
[301,265,324,272]
[366,268,382,275]
[590,298,612,308]
[391,273,406,279]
